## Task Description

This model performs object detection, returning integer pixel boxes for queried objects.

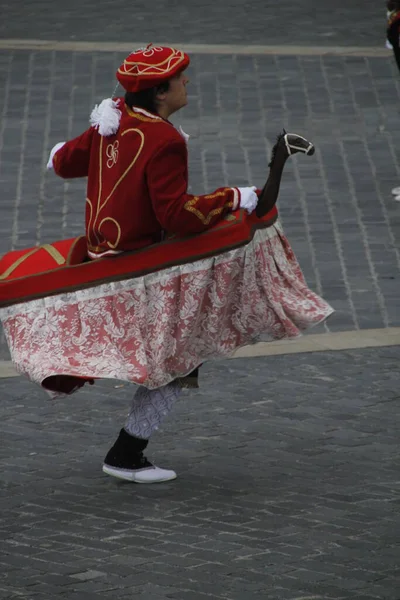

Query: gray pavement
[1,346,400,600]
[0,0,386,48]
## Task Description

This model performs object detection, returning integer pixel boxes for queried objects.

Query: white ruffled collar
[178,126,190,144]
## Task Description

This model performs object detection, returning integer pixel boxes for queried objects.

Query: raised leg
[102,382,182,483]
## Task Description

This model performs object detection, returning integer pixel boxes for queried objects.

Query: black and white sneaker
[102,460,177,483]
[103,428,177,484]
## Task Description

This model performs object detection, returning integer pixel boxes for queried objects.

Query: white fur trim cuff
[47,142,66,170]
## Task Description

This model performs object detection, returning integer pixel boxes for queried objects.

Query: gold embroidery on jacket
[98,218,122,249]
[106,141,119,168]
[100,128,145,211]
[89,128,145,250]
[183,191,233,225]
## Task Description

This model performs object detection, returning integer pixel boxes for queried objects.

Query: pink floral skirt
[1,222,334,395]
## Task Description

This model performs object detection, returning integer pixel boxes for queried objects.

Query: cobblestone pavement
[0,346,400,600]
[0,0,385,48]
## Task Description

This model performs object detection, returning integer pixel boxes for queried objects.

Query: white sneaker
[391,186,400,195]
[394,195,400,202]
[103,463,177,483]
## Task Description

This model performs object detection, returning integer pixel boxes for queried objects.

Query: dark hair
[125,81,170,114]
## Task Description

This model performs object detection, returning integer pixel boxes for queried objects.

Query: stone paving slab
[1,48,400,359]
[0,0,386,48]
[0,345,400,599]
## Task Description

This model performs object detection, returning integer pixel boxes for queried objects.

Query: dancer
[2,45,333,483]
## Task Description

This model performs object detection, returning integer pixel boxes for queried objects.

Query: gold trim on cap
[118,49,186,78]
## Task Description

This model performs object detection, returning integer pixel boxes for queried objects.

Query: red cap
[116,44,190,93]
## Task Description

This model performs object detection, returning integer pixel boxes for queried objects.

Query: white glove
[238,186,258,214]
[46,141,66,170]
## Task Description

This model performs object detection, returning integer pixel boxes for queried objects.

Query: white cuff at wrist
[47,142,66,170]
[231,187,240,210]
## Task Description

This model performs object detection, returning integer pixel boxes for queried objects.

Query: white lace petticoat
[0,222,334,396]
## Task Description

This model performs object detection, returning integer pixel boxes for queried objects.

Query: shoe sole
[102,464,177,484]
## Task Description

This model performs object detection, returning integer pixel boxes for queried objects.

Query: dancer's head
[117,44,190,118]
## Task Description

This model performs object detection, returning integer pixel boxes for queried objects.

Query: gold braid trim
[0,244,66,281]
[118,51,186,78]
[89,128,145,251]
[125,106,161,123]
[183,190,234,225]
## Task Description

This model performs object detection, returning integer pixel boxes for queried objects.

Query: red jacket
[53,100,240,255]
